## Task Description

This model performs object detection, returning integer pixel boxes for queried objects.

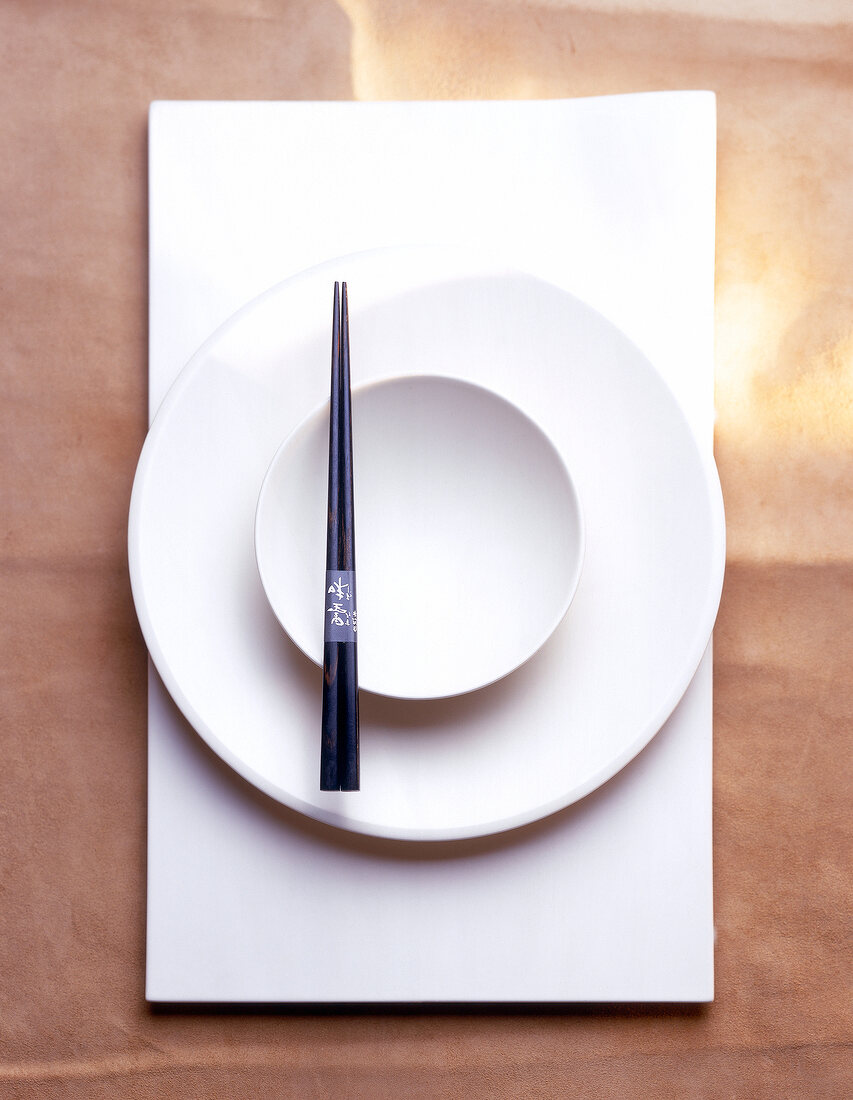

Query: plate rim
[129,245,726,842]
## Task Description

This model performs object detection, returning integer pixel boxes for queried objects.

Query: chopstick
[320,282,360,790]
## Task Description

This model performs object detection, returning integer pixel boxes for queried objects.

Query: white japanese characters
[326,575,357,633]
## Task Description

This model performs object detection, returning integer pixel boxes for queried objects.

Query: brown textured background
[1,1,851,1096]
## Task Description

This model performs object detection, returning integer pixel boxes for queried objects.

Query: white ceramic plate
[255,374,585,700]
[129,247,725,841]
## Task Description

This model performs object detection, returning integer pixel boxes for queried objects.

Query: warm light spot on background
[716,276,853,451]
[715,278,798,437]
[760,328,853,450]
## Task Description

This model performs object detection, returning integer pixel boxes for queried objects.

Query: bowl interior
[255,374,584,699]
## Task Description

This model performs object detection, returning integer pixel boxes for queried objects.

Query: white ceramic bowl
[255,374,585,699]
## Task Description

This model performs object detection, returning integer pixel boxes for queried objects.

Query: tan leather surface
[1,1,850,1096]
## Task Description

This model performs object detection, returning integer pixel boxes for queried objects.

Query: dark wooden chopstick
[320,282,360,790]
